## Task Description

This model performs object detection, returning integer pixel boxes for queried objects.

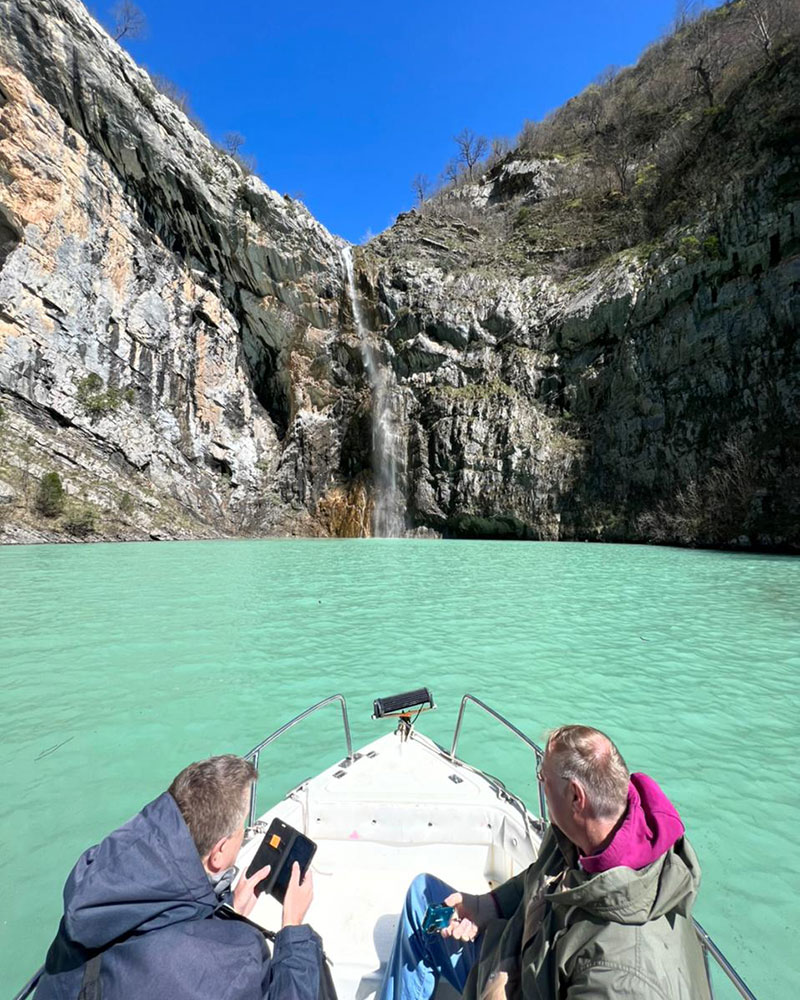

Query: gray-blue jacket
[33,792,323,1000]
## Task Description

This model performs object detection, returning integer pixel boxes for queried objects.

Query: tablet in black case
[245,818,317,903]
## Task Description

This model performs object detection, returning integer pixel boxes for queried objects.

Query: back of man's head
[546,725,630,820]
[168,754,258,857]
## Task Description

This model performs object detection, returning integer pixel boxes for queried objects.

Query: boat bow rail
[237,690,758,1000]
[13,692,759,1000]
[243,693,354,827]
[450,693,548,821]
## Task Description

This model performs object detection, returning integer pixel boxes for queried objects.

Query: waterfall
[341,247,406,538]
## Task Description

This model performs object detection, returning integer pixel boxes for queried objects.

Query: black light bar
[372,687,436,719]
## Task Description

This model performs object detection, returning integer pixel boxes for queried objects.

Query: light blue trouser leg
[377,873,483,1000]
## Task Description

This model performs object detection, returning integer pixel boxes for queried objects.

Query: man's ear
[204,835,230,874]
[569,779,587,816]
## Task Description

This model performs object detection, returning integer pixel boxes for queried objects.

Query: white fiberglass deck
[235,730,542,1000]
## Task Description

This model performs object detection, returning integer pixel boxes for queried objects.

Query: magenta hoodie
[579,772,685,874]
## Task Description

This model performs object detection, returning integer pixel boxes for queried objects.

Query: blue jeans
[377,874,482,1000]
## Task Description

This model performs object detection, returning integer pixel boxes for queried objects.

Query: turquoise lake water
[1,539,798,997]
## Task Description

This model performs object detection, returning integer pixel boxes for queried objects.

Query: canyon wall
[1,0,797,547]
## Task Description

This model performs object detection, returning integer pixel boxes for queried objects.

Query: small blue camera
[422,903,455,934]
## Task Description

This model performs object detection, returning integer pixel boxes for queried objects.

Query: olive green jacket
[464,826,711,1000]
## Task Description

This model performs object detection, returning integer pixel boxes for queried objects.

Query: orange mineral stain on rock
[193,328,223,427]
[101,206,135,299]
[0,65,91,278]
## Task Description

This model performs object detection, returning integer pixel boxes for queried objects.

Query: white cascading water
[341,247,406,537]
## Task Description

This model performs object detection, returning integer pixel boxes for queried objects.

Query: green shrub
[514,206,532,229]
[36,472,65,517]
[677,234,721,262]
[63,505,96,538]
[634,163,658,199]
[119,493,135,515]
[76,374,108,416]
[433,378,518,402]
[678,235,702,262]
[78,372,103,394]
[75,374,134,418]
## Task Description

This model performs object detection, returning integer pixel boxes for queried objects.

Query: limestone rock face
[0,0,798,548]
[0,0,363,540]
[363,180,800,544]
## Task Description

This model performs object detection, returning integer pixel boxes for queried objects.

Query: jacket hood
[547,831,702,926]
[579,772,685,874]
[61,792,217,949]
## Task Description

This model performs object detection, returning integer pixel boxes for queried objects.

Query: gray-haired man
[379,725,710,1000]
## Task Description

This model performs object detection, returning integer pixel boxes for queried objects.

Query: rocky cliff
[363,117,800,545]
[1,0,798,547]
[0,0,367,542]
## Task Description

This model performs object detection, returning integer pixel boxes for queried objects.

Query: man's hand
[441,891,480,942]
[282,861,313,928]
[233,865,269,917]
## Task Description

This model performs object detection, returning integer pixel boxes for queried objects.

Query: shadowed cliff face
[0,0,798,548]
[362,45,800,547]
[363,158,800,546]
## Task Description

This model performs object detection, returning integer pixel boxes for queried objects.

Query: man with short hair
[379,725,711,1000]
[34,754,323,1000]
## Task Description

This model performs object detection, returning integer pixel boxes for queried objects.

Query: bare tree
[440,159,462,187]
[223,131,246,156]
[750,0,776,57]
[590,76,641,195]
[672,0,704,33]
[689,52,717,106]
[411,173,432,205]
[453,128,488,179]
[485,136,511,168]
[220,132,257,175]
[112,1,147,42]
[594,65,619,89]
[18,434,35,504]
[555,66,619,152]
[684,9,740,107]
[150,74,191,114]
[637,436,758,545]
[580,85,606,140]
[739,0,800,60]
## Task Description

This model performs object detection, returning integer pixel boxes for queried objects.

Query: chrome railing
[11,968,42,1000]
[449,692,758,1000]
[13,692,759,1000]
[695,919,758,1000]
[243,693,353,827]
[450,693,548,821]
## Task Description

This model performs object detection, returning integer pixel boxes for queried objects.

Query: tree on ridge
[453,128,488,180]
[111,0,147,42]
[411,174,432,205]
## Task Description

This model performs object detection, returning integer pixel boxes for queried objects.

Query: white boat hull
[235,730,542,1000]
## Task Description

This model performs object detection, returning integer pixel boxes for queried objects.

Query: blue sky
[97,0,719,244]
